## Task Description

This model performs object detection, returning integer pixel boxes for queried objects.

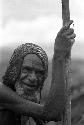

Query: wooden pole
[62,0,70,25]
[61,0,71,125]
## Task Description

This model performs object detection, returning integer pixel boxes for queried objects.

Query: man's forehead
[22,54,44,70]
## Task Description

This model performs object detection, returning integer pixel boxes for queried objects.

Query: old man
[0,20,76,125]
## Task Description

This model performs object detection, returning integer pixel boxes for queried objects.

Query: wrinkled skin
[15,54,45,102]
[55,20,76,56]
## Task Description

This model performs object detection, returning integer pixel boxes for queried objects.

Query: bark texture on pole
[62,0,70,26]
[61,0,71,125]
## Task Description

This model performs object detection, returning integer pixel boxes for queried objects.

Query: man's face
[19,54,45,92]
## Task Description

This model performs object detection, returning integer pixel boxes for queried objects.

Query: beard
[14,81,41,103]
[15,80,42,125]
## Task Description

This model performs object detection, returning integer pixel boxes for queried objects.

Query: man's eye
[36,71,44,76]
[22,69,28,73]
[22,67,32,73]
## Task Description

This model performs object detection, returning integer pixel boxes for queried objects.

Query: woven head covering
[3,43,48,90]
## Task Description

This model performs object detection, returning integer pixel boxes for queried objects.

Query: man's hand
[55,20,76,57]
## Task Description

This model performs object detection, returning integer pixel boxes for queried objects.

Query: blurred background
[0,0,84,124]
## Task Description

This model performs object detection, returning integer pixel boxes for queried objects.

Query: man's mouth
[22,81,38,90]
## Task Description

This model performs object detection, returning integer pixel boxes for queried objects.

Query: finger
[60,20,73,33]
[64,28,74,35]
[67,39,75,48]
[67,33,76,39]
[70,39,75,45]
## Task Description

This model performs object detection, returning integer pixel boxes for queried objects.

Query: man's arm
[0,82,57,121]
[43,20,76,120]
[0,82,44,118]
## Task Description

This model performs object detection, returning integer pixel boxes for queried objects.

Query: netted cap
[3,43,48,90]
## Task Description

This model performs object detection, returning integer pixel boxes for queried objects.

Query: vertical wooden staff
[61,0,71,125]
[62,0,70,25]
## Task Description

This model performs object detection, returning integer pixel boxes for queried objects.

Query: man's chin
[19,85,40,102]
[15,81,40,102]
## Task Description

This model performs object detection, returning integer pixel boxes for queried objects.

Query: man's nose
[29,71,37,83]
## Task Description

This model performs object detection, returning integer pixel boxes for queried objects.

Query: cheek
[20,72,28,80]
[38,77,43,82]
[37,75,44,85]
